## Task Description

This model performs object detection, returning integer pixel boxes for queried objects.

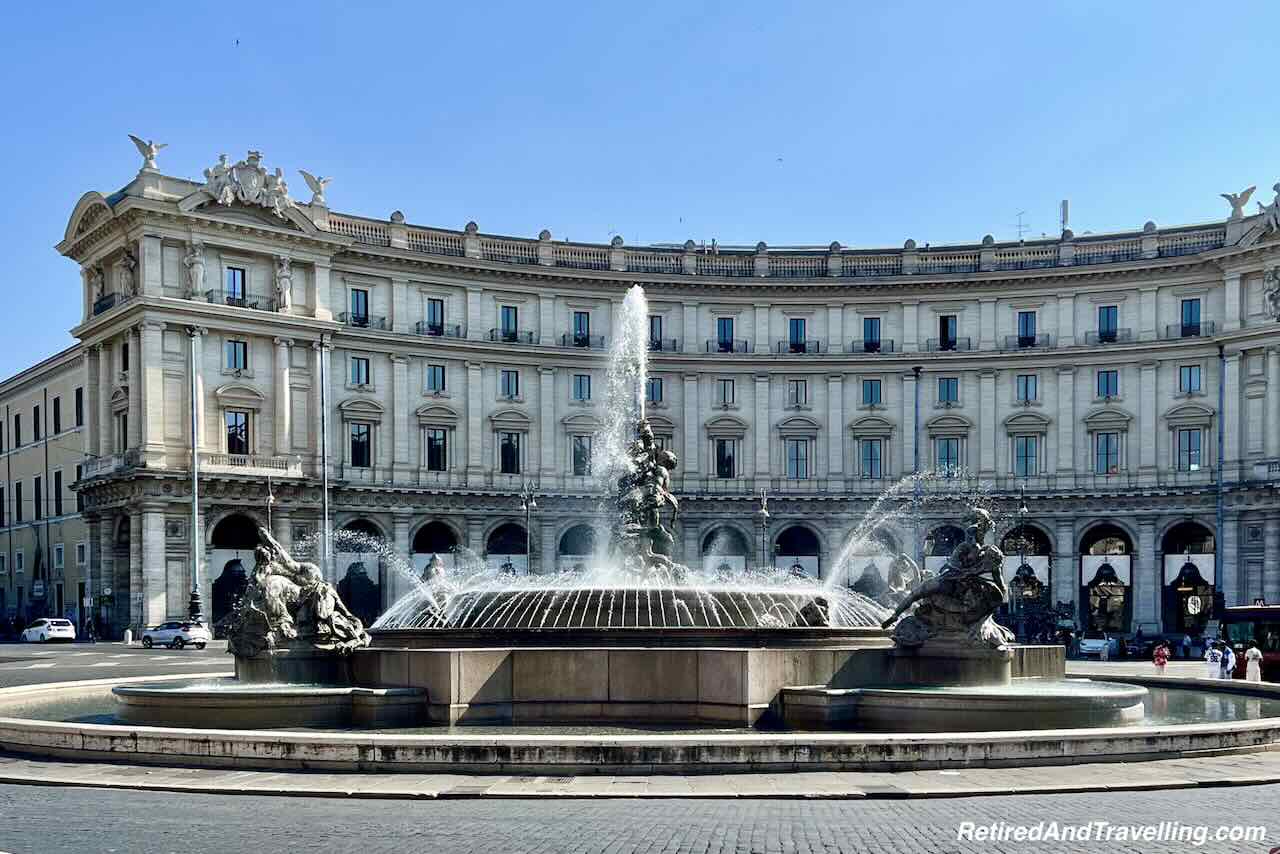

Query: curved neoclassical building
[55,147,1280,639]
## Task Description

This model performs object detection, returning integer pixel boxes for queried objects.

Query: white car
[20,618,77,643]
[1079,633,1118,657]
[140,621,211,650]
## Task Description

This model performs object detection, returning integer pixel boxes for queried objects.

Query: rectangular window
[863,317,882,351]
[350,356,370,386]
[1013,435,1039,477]
[499,432,521,474]
[788,379,808,406]
[224,340,248,371]
[350,288,369,324]
[716,378,735,406]
[501,369,520,399]
[572,374,592,401]
[11,413,17,447]
[1097,369,1119,399]
[939,314,958,350]
[53,545,64,571]
[716,317,734,352]
[76,543,86,566]
[648,315,663,345]
[788,318,806,351]
[32,406,40,441]
[1095,432,1120,475]
[785,438,809,480]
[33,476,42,521]
[426,298,445,334]
[936,437,960,475]
[714,438,736,479]
[121,341,129,372]
[115,413,127,454]
[0,421,4,452]
[573,311,590,346]
[14,551,22,573]
[52,397,62,435]
[861,439,883,479]
[1098,305,1118,340]
[425,428,447,472]
[572,435,592,476]
[1179,364,1201,393]
[1180,298,1201,336]
[938,377,959,404]
[74,465,83,512]
[225,410,250,455]
[426,364,446,393]
[0,486,5,527]
[349,423,372,468]
[645,377,663,403]
[226,267,246,301]
[500,305,518,338]
[862,379,882,406]
[53,470,63,517]
[1177,428,1202,471]
[1016,374,1037,402]
[1017,311,1037,346]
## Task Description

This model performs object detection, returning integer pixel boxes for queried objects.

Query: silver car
[140,620,211,650]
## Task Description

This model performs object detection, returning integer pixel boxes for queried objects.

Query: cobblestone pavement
[1,782,1276,853]
[0,641,230,687]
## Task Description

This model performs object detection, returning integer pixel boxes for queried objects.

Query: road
[0,640,231,687]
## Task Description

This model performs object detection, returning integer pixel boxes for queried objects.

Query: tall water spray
[594,285,651,494]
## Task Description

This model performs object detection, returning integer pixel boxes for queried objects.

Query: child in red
[1153,642,1169,675]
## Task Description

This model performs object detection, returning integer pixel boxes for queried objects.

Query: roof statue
[200,151,296,218]
[1220,186,1256,221]
[299,169,332,206]
[1256,182,1280,233]
[128,134,167,171]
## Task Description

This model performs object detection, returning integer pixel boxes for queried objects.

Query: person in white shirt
[1220,642,1237,680]
[1204,642,1223,679]
[1245,642,1264,683]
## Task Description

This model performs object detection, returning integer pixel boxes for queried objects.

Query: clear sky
[2,0,1278,376]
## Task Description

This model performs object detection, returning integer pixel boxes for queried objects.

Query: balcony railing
[202,453,303,476]
[926,337,972,352]
[1084,328,1133,345]
[706,339,750,353]
[777,339,822,354]
[414,321,465,338]
[92,293,132,316]
[648,338,679,352]
[848,339,896,354]
[1003,333,1054,351]
[1165,320,1216,339]
[489,328,538,345]
[561,332,606,349]
[338,312,387,330]
[205,289,277,312]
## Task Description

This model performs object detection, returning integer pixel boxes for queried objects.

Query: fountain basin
[780,679,1148,731]
[112,680,428,729]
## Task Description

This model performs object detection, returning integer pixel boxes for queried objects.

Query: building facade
[55,146,1280,638]
[0,346,89,631]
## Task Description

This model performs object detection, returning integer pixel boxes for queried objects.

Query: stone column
[1056,366,1075,475]
[539,368,555,479]
[1054,518,1076,613]
[1223,351,1241,481]
[538,294,555,344]
[826,304,843,353]
[466,516,485,557]
[753,374,769,479]
[1222,511,1240,606]
[540,518,556,575]
[139,321,165,461]
[390,277,409,334]
[466,362,484,477]
[274,338,292,456]
[1264,512,1280,605]
[1138,361,1158,478]
[311,261,332,321]
[271,507,292,554]
[97,341,113,457]
[1139,286,1158,342]
[98,511,117,632]
[826,374,844,488]
[901,371,918,475]
[978,298,996,350]
[682,302,699,354]
[466,287,483,340]
[753,304,769,354]
[978,369,996,478]
[85,515,102,607]
[1223,271,1242,332]
[1134,517,1157,630]
[682,519,700,571]
[126,328,142,451]
[310,340,328,466]
[1056,292,1076,347]
[682,374,699,475]
[902,301,918,352]
[391,355,409,475]
[141,509,166,627]
[1268,347,1280,460]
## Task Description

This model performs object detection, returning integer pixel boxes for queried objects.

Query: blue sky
[2,0,1278,376]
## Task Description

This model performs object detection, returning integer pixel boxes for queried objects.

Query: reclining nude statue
[880,507,1015,650]
[225,526,370,659]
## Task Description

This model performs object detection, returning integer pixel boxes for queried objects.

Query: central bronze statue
[610,419,685,583]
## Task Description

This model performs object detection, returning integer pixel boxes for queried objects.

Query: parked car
[20,618,77,643]
[140,621,211,650]
[1078,632,1118,658]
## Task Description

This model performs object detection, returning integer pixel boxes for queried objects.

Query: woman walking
[1245,641,1264,683]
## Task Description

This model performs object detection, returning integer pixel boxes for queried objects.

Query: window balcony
[561,332,606,349]
[92,293,133,316]
[648,337,680,352]
[1165,320,1215,339]
[776,339,822,355]
[205,289,278,312]
[490,328,538,345]
[202,453,303,478]
[848,339,896,354]
[414,321,465,338]
[338,312,387,330]
[926,337,972,352]
[1084,328,1133,345]
[1003,333,1054,351]
[706,339,750,353]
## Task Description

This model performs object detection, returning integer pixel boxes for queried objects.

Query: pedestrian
[1182,633,1192,660]
[1153,641,1169,675]
[1100,634,1110,662]
[1204,641,1223,679]
[1221,642,1237,680]
[1245,641,1264,683]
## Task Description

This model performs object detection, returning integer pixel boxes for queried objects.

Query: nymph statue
[611,419,683,582]
[183,241,206,297]
[274,255,293,310]
[881,508,1014,649]
[118,248,138,296]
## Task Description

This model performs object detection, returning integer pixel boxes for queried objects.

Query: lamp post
[186,327,203,623]
[519,483,537,574]
[912,365,923,568]
[756,488,770,571]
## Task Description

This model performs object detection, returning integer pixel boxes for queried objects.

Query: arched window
[412,521,458,555]
[775,525,820,577]
[210,514,259,550]
[926,525,965,557]
[337,519,385,553]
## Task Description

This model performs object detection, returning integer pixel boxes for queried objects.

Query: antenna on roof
[1060,200,1070,233]
[1012,211,1030,240]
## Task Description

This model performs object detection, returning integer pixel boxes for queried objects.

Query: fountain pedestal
[234,644,354,686]
[887,640,1013,687]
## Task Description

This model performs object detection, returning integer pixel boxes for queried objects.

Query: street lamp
[756,488,770,571]
[519,483,537,573]
[186,326,203,623]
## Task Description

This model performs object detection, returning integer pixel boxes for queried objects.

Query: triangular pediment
[178,190,321,235]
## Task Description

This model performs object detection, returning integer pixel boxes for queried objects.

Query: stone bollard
[123,628,133,646]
